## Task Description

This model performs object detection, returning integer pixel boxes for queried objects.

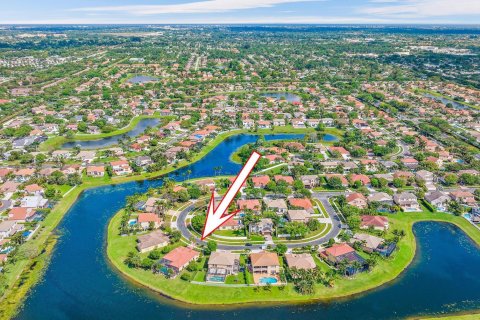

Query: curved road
[176,192,346,250]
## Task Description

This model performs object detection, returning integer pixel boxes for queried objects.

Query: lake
[16,133,480,320]
[261,92,301,103]
[126,75,158,84]
[424,93,470,110]
[61,118,161,150]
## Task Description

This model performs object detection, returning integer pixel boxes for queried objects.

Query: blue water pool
[259,277,278,284]
[208,276,225,282]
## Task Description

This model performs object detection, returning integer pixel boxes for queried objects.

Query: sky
[1,0,479,25]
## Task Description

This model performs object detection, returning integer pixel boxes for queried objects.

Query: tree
[205,240,217,254]
[448,201,464,216]
[274,243,288,255]
[124,252,141,268]
[393,178,406,188]
[327,176,344,189]
[444,173,458,186]
[306,219,321,231]
[295,279,315,295]
[284,222,309,239]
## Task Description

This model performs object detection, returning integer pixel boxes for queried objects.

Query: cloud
[73,0,321,15]
[361,0,480,17]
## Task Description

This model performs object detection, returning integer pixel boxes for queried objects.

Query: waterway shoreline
[0,128,324,319]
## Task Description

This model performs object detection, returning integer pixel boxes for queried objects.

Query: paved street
[176,191,347,250]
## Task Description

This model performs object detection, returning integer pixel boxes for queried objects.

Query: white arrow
[201,151,261,240]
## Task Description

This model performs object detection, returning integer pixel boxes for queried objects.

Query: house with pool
[206,251,240,282]
[250,251,281,285]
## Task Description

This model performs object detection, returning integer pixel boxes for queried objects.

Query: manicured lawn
[214,229,246,237]
[225,273,247,285]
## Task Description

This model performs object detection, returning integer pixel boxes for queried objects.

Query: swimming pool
[259,277,278,284]
[128,219,137,226]
[208,275,225,282]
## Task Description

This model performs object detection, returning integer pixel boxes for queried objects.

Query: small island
[107,139,480,305]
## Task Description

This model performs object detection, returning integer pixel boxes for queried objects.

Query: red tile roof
[361,215,388,228]
[288,198,313,209]
[162,247,199,269]
[324,243,355,257]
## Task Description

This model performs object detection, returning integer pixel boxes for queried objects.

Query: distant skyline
[1,0,479,25]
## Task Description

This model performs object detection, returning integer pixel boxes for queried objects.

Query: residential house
[350,233,396,257]
[367,192,393,206]
[450,191,477,207]
[8,207,38,222]
[288,197,314,213]
[425,191,450,212]
[237,199,262,214]
[137,213,162,230]
[346,193,368,209]
[249,218,274,236]
[20,196,48,208]
[394,192,421,212]
[86,165,105,177]
[285,253,316,270]
[160,247,200,276]
[320,243,366,275]
[286,209,311,223]
[360,215,389,231]
[0,220,22,239]
[207,251,240,282]
[136,230,169,253]
[251,175,270,188]
[329,146,351,160]
[135,156,153,167]
[219,216,243,230]
[264,198,288,214]
[300,175,319,188]
[110,160,132,175]
[250,251,280,275]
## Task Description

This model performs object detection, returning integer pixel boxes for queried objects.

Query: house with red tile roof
[274,175,294,185]
[328,146,351,160]
[401,158,419,169]
[110,160,132,175]
[161,246,199,275]
[251,175,270,188]
[288,198,314,213]
[349,174,371,186]
[237,199,262,213]
[137,213,162,230]
[8,207,37,222]
[360,215,389,231]
[320,243,355,264]
[86,165,105,177]
[24,184,44,195]
[264,154,283,163]
[346,193,368,209]
[219,215,243,230]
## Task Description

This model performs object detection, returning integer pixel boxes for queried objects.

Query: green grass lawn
[214,229,246,237]
[225,273,247,285]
